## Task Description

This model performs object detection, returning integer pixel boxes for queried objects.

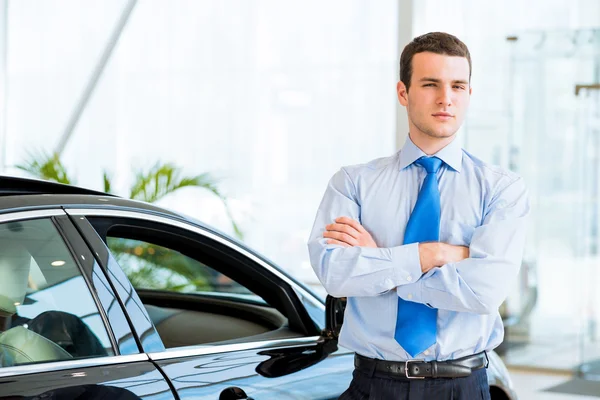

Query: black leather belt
[355,352,489,379]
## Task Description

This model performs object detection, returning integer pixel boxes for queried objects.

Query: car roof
[0,175,180,215]
[0,175,112,196]
[0,175,326,303]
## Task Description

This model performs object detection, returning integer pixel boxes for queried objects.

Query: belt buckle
[405,359,426,379]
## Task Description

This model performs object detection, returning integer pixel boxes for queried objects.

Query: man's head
[397,32,472,146]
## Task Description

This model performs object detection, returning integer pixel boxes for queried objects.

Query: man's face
[397,52,471,140]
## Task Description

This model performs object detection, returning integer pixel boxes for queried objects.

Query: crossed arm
[307,168,529,315]
[323,216,469,274]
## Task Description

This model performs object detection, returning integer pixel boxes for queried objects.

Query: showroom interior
[1,0,600,398]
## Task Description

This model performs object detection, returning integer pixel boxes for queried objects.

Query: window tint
[106,235,293,349]
[0,219,114,367]
[107,237,254,297]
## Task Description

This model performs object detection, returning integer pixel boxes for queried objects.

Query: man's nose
[437,88,452,106]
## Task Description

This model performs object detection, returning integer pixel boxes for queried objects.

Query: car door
[67,207,355,400]
[0,210,176,400]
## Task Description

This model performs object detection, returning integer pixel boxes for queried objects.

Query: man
[307,32,529,399]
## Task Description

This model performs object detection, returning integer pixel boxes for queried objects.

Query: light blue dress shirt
[308,136,529,362]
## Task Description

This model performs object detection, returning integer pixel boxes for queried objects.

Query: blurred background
[1,0,600,395]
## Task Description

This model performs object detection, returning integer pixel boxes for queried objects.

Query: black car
[0,176,517,399]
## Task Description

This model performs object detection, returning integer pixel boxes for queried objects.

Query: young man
[307,32,529,399]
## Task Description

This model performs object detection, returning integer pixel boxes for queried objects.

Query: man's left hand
[323,217,378,248]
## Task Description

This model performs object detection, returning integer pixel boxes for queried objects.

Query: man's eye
[454,86,465,90]
[423,83,435,87]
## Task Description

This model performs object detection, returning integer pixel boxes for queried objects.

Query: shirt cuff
[390,242,422,286]
[396,274,425,303]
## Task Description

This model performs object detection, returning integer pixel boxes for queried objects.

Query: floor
[509,369,599,399]
[502,335,600,372]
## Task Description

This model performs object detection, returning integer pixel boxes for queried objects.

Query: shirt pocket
[440,220,476,246]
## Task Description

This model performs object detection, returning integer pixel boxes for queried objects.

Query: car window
[107,237,256,298]
[103,231,297,350]
[0,218,114,367]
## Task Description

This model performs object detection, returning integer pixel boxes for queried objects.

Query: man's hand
[323,218,468,273]
[323,217,377,248]
[419,242,470,273]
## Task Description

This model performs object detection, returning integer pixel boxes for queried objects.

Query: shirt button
[424,350,430,356]
[406,275,413,282]
[407,293,413,300]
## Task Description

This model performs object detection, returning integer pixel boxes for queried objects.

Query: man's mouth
[432,112,454,120]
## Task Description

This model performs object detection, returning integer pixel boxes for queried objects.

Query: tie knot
[415,156,443,174]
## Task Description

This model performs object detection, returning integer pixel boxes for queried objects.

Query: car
[0,176,517,399]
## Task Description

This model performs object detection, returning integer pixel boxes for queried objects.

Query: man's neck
[409,131,456,155]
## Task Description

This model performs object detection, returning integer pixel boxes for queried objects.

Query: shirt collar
[398,134,463,172]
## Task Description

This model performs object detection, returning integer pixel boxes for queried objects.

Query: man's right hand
[418,242,469,273]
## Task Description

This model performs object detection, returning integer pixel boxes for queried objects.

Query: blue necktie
[394,156,443,357]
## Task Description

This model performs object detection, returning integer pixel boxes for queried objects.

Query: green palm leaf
[108,238,213,292]
[17,152,243,239]
[129,163,243,239]
[103,171,112,193]
[16,151,73,185]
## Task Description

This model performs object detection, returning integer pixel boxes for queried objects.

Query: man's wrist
[418,242,444,273]
[435,242,448,266]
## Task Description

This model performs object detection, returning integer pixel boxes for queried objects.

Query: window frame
[65,208,325,354]
[53,214,143,355]
[0,209,139,376]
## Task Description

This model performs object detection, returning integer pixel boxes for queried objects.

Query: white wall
[4,0,399,285]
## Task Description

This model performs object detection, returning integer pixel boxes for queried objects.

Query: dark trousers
[339,367,491,400]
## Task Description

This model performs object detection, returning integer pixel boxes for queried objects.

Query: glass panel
[0,219,114,367]
[107,237,253,296]
[105,234,291,349]
[501,29,600,373]
[577,85,600,378]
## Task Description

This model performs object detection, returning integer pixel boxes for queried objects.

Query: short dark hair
[399,32,471,91]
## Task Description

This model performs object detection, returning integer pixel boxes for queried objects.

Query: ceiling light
[51,260,66,267]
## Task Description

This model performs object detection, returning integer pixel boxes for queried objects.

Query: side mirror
[324,295,346,339]
[255,340,338,378]
[253,296,345,378]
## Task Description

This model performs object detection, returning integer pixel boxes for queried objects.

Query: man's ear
[397,81,408,106]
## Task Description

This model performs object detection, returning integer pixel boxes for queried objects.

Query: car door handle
[219,387,254,400]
